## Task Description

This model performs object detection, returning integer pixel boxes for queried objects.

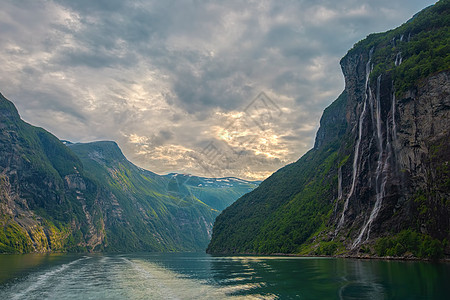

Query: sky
[0,0,436,180]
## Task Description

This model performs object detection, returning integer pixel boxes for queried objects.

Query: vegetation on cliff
[207,91,348,254]
[207,1,450,259]
[349,0,450,95]
[0,93,258,253]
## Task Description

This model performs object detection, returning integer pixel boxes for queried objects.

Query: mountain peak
[207,0,450,258]
[0,92,20,120]
[68,140,126,163]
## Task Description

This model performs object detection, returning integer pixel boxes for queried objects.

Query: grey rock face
[334,47,449,249]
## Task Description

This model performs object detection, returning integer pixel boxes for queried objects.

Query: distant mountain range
[0,95,259,253]
[163,173,261,211]
[207,0,450,259]
[2,1,448,260]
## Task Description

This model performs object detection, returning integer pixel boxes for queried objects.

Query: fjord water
[0,253,448,299]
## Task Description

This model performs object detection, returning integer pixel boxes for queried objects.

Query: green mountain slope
[0,94,258,253]
[207,0,450,258]
[68,141,218,252]
[207,91,348,254]
[0,92,104,253]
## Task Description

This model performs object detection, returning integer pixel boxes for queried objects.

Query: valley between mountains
[0,100,258,253]
[1,0,449,260]
[207,0,450,259]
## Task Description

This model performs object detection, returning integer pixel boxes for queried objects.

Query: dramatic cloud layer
[0,0,435,179]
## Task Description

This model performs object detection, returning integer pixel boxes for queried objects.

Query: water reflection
[338,259,385,299]
[0,253,71,284]
[209,256,450,299]
[0,253,448,299]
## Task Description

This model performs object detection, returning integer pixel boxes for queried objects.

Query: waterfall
[333,166,343,218]
[400,34,404,42]
[338,166,343,201]
[389,89,398,180]
[353,75,394,248]
[337,98,367,229]
[375,75,383,153]
[391,93,397,145]
[395,52,402,66]
[368,87,376,133]
[336,49,373,231]
[391,37,396,47]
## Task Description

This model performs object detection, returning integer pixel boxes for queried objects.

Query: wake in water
[3,256,92,300]
[1,253,447,299]
[0,255,272,300]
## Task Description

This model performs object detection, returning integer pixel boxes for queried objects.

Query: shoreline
[208,251,450,263]
[3,250,450,263]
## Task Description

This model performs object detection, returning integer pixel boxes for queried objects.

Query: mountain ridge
[0,95,258,253]
[207,0,450,259]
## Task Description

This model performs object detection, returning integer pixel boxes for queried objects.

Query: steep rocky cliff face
[334,51,449,252]
[0,93,105,253]
[208,0,449,258]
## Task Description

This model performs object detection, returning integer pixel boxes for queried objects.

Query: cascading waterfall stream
[353,74,398,248]
[375,75,384,158]
[334,166,343,216]
[337,90,367,230]
[395,52,402,66]
[336,49,373,232]
[352,46,403,248]
[391,92,398,163]
[338,166,343,201]
[353,76,384,247]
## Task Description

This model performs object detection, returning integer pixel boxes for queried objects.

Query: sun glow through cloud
[0,0,435,180]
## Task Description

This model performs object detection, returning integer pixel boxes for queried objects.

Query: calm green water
[0,253,448,299]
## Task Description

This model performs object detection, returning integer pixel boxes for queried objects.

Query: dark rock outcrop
[207,1,450,257]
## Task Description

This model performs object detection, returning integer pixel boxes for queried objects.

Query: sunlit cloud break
[0,0,435,180]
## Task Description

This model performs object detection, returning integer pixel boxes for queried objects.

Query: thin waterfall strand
[337,49,373,231]
[395,52,402,66]
[338,166,343,201]
[353,75,395,247]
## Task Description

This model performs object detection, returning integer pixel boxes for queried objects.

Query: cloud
[0,0,436,179]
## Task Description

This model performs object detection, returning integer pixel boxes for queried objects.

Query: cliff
[0,92,105,252]
[207,0,450,258]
